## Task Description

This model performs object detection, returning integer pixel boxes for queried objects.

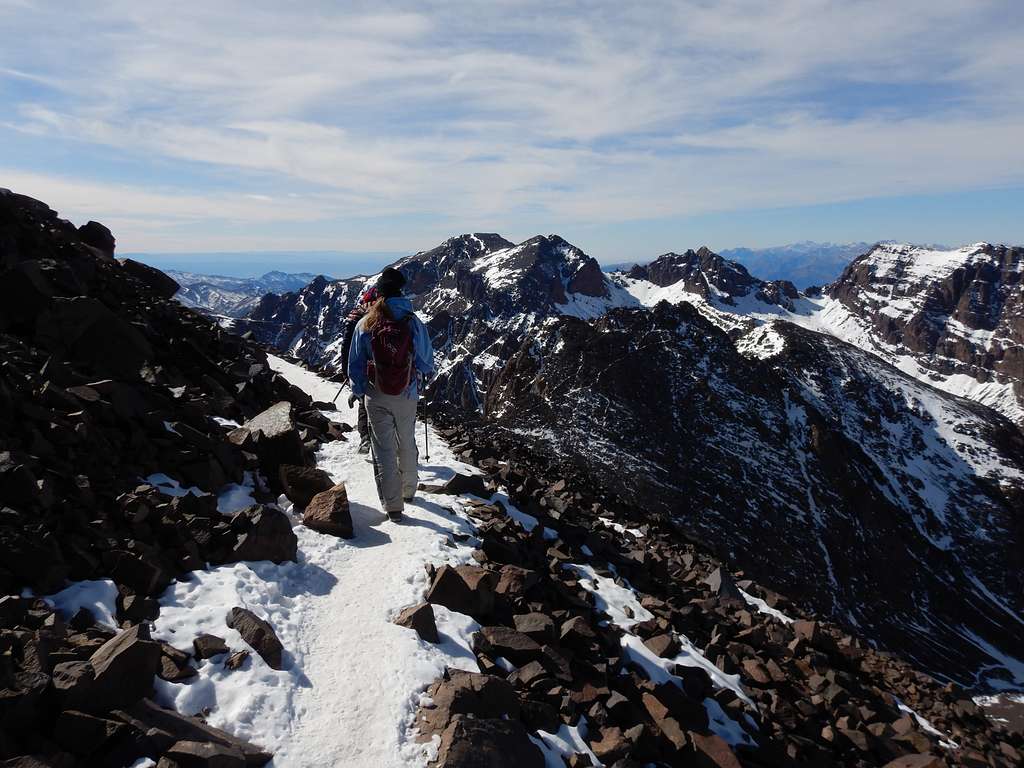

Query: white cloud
[0,0,1022,251]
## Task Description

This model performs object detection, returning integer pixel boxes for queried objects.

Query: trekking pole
[421,373,430,461]
[331,378,347,404]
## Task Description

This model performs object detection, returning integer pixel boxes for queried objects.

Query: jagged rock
[119,258,180,299]
[278,465,335,509]
[418,669,519,735]
[115,698,272,765]
[589,726,631,763]
[394,603,439,643]
[686,731,742,768]
[164,739,247,767]
[513,612,554,641]
[158,643,197,682]
[193,635,229,659]
[224,650,249,670]
[495,565,540,598]
[50,660,95,710]
[78,220,116,259]
[225,608,284,671]
[87,622,161,712]
[702,567,744,602]
[879,756,944,768]
[432,472,490,498]
[110,551,173,597]
[643,634,680,659]
[425,565,496,619]
[302,484,353,538]
[53,709,125,755]
[641,693,687,751]
[229,506,298,564]
[474,627,544,666]
[432,715,544,768]
[236,402,308,477]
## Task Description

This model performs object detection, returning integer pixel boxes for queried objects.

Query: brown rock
[513,612,554,641]
[425,564,496,619]
[193,634,230,659]
[418,669,519,735]
[230,506,298,563]
[303,484,353,539]
[641,692,687,751]
[87,622,161,712]
[226,607,284,670]
[881,756,945,768]
[475,626,544,666]
[164,739,246,767]
[224,651,250,670]
[688,731,742,768]
[53,709,126,755]
[643,633,680,659]
[50,660,95,710]
[433,715,544,768]
[394,603,439,643]
[115,698,272,766]
[278,465,335,509]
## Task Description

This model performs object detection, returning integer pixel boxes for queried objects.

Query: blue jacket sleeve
[412,317,435,378]
[348,321,370,397]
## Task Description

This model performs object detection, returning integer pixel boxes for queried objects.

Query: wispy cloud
[1,1,1022,252]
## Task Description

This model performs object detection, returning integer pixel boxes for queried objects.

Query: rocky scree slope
[410,424,1022,767]
[241,232,623,410]
[167,269,323,318]
[0,190,347,766]
[483,302,1024,691]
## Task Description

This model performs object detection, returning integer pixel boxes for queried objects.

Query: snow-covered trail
[267,356,483,766]
[154,355,486,767]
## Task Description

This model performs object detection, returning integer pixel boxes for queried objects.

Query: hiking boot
[387,510,404,522]
[403,493,415,503]
[357,440,371,454]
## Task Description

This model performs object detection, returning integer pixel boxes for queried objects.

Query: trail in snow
[153,356,487,767]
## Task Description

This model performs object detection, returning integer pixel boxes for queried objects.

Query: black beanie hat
[376,267,406,297]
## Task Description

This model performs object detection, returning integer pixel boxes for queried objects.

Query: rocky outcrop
[826,242,1024,422]
[0,189,353,763]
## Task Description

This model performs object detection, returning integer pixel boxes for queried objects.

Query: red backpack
[367,316,414,395]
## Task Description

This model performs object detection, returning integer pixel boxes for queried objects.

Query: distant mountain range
[166,270,325,317]
[604,241,956,289]
[239,233,1024,694]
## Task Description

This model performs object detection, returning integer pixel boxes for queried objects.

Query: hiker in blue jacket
[347,267,434,521]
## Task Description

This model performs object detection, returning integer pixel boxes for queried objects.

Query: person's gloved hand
[347,392,358,409]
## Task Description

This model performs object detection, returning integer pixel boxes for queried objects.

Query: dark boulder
[418,669,520,735]
[193,635,229,660]
[119,258,180,300]
[164,739,247,768]
[432,715,545,768]
[228,506,298,564]
[393,603,439,643]
[225,608,284,671]
[278,465,335,509]
[425,565,496,620]
[115,698,272,766]
[87,622,161,713]
[302,484,353,538]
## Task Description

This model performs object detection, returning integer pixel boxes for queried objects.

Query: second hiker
[347,267,435,521]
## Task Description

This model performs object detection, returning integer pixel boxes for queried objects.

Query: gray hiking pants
[365,385,418,513]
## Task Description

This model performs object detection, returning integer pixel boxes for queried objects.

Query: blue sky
[2,0,1023,272]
